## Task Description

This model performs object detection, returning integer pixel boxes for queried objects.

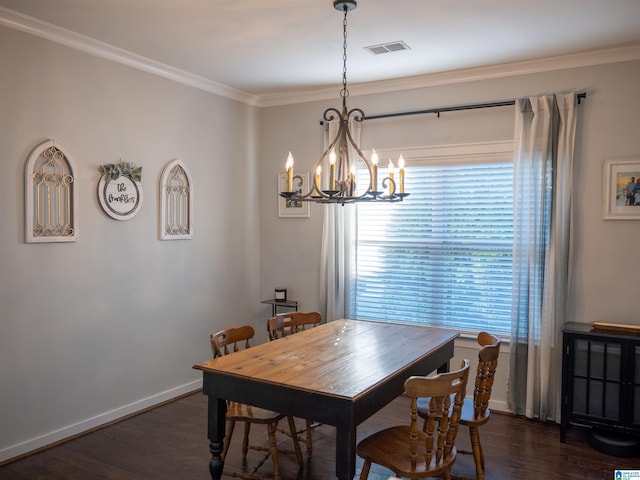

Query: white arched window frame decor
[24,139,79,243]
[160,159,193,240]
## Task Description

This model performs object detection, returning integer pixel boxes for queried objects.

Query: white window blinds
[352,143,513,336]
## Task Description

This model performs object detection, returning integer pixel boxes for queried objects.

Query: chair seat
[356,425,457,479]
[417,397,491,426]
[460,400,490,427]
[226,403,286,424]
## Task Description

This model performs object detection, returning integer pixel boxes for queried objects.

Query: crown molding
[0,7,260,106]
[258,43,640,107]
[2,6,639,109]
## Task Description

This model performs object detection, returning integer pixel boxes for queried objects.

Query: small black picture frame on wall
[603,157,640,220]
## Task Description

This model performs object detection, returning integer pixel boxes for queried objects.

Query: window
[351,142,513,336]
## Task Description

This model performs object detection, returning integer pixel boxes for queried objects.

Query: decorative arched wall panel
[160,159,193,240]
[24,139,79,243]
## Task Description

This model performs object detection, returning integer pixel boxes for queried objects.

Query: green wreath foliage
[99,161,142,182]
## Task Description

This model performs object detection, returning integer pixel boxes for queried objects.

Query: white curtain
[509,93,577,422]
[319,119,359,322]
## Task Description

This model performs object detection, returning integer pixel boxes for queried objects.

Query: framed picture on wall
[278,172,310,218]
[603,157,640,220]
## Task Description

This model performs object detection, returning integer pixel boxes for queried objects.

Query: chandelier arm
[343,120,375,200]
[380,176,398,200]
[332,111,367,201]
[323,107,342,123]
[309,125,343,200]
[292,174,306,193]
[347,108,364,122]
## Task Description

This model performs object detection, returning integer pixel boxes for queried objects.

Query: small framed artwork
[278,172,310,218]
[603,157,640,220]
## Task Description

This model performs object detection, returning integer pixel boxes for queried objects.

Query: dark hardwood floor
[2,391,638,479]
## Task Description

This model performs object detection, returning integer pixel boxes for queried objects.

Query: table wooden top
[194,319,457,401]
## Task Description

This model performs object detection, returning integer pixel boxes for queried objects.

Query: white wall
[259,60,640,412]
[0,26,261,461]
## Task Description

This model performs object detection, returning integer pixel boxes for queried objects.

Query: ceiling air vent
[364,41,410,55]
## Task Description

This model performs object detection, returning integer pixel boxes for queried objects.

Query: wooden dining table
[193,318,458,480]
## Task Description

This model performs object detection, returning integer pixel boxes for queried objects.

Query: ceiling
[2,0,640,104]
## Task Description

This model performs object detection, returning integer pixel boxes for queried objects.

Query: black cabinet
[561,322,640,442]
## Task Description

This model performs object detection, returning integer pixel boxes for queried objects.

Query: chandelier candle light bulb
[329,149,337,191]
[285,152,294,192]
[349,165,357,195]
[388,159,395,195]
[398,155,405,194]
[371,149,378,192]
[315,165,322,190]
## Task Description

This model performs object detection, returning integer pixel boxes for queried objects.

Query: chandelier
[280,0,408,206]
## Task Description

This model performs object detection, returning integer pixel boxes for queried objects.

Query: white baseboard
[0,379,202,463]
[489,398,510,414]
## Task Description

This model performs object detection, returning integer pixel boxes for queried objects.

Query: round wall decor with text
[97,161,143,220]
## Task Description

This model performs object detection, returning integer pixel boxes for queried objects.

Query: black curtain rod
[362,92,587,122]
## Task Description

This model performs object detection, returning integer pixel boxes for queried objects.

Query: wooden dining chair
[267,311,322,457]
[267,311,322,340]
[356,359,470,480]
[210,325,303,480]
[418,332,501,480]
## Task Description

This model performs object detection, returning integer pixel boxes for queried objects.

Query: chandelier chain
[341,5,349,102]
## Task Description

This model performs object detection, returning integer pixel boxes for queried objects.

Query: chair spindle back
[210,325,255,358]
[405,359,470,471]
[472,332,500,419]
[267,312,322,340]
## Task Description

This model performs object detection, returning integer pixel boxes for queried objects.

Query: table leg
[437,360,450,374]
[207,396,227,480]
[336,425,357,479]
